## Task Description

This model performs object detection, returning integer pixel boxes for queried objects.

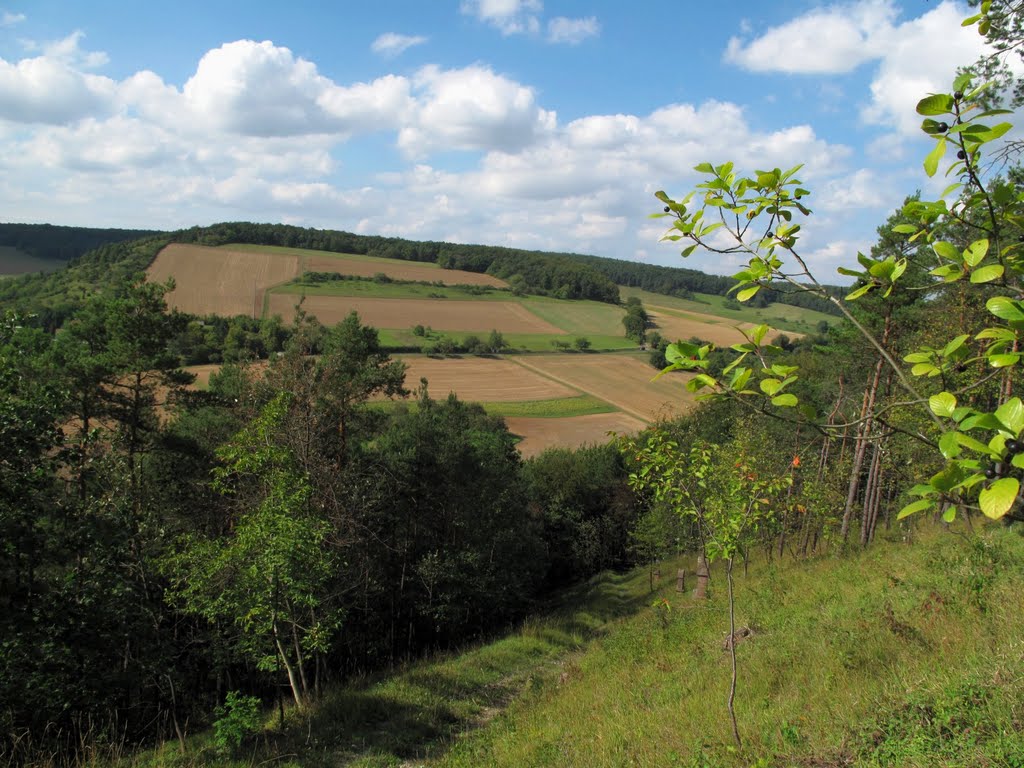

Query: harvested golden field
[398,355,577,401]
[267,295,563,334]
[510,353,694,422]
[644,306,759,347]
[147,244,300,317]
[506,413,648,458]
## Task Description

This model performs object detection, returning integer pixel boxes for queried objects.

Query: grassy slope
[133,524,1024,768]
[620,285,837,336]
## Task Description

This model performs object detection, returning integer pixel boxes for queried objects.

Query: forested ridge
[0,220,840,324]
[0,223,163,263]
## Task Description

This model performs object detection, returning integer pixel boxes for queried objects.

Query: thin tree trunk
[841,317,891,542]
[726,557,742,748]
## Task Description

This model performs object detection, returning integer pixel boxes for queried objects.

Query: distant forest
[0,221,841,324]
[178,222,842,314]
[0,223,163,263]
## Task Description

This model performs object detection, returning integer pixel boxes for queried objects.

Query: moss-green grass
[375,329,637,352]
[365,395,616,419]
[620,286,837,335]
[271,280,512,301]
[438,525,1024,768]
[518,297,626,336]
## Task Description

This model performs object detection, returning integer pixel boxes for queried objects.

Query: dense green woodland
[0,224,162,264]
[6,4,1024,763]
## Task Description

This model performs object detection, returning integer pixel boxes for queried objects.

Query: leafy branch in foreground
[652,56,1024,521]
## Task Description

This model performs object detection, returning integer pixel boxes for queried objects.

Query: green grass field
[131,523,1024,768]
[518,297,626,336]
[369,394,616,419]
[272,280,511,301]
[620,286,837,335]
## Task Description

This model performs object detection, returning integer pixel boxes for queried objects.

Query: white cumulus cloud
[399,64,556,155]
[460,0,542,35]
[725,0,896,74]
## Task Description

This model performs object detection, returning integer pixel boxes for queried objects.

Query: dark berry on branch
[985,466,997,479]
[1007,438,1022,454]
[937,122,949,133]
[664,206,671,213]
[957,150,967,160]
[954,91,964,100]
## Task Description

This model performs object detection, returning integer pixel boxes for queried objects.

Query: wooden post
[693,553,710,600]
[675,569,686,592]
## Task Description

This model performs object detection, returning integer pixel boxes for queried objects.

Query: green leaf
[665,342,699,363]
[995,397,1024,434]
[933,240,960,261]
[760,378,782,396]
[771,393,798,407]
[897,499,935,520]
[751,324,769,345]
[941,334,970,357]
[979,477,1019,519]
[970,264,1004,283]
[929,392,957,417]
[989,353,1021,368]
[939,431,962,459]
[963,238,990,266]
[911,362,940,377]
[693,162,715,174]
[917,93,954,115]
[892,224,917,234]
[986,296,1024,321]
[924,138,947,177]
[846,283,874,301]
[955,432,998,456]
[736,285,760,302]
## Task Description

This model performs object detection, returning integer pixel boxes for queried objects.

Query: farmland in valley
[151,242,785,454]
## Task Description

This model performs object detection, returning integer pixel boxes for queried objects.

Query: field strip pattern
[397,355,578,402]
[267,294,565,334]
[147,244,300,317]
[303,254,506,287]
[507,413,649,458]
[508,354,695,423]
[224,243,508,287]
[644,307,759,347]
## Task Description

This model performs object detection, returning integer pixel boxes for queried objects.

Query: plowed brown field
[509,354,694,422]
[267,295,563,334]
[506,413,648,458]
[645,307,758,347]
[303,254,506,287]
[147,244,300,317]
[398,355,577,401]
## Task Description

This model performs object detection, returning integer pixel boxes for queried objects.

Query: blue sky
[0,0,1009,280]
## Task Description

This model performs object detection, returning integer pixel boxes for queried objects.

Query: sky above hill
[0,1,1012,279]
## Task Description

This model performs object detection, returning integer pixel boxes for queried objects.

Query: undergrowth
[42,522,1024,768]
